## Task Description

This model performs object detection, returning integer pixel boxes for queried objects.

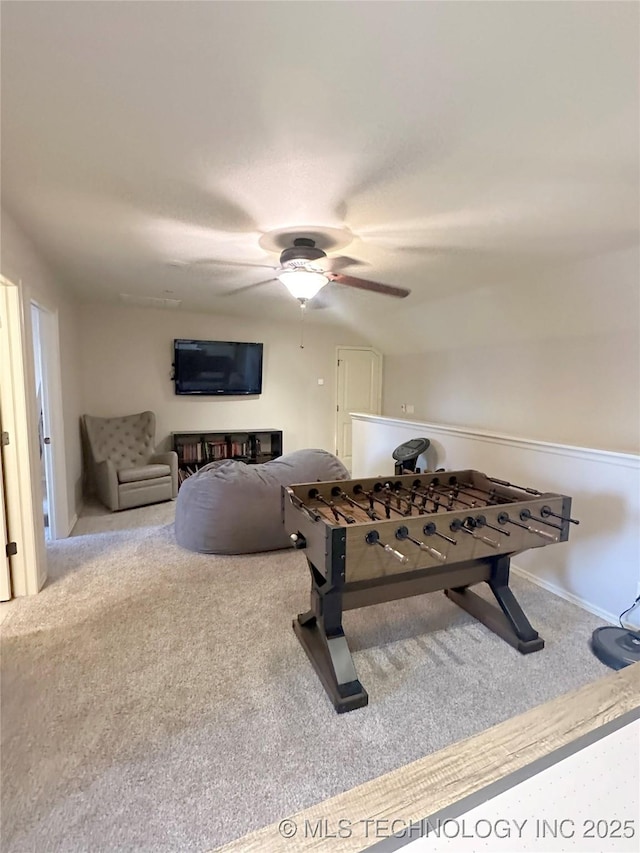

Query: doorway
[31,304,52,539]
[336,346,382,471]
[30,301,67,541]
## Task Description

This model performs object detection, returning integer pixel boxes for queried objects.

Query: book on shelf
[178,465,197,484]
[178,442,202,463]
[229,440,251,457]
[174,430,282,473]
[204,440,228,461]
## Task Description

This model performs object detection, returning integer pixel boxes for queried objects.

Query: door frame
[335,345,383,460]
[0,275,47,595]
[30,299,69,540]
[0,434,11,601]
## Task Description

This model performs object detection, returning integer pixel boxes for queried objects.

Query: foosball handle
[382,544,409,564]
[497,511,557,541]
[464,517,499,548]
[365,529,408,564]
[396,525,447,562]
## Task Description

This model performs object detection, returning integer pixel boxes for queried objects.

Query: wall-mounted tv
[173,339,263,396]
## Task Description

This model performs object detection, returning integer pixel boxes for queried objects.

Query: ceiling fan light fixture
[278,269,328,301]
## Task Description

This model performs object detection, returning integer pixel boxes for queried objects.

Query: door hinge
[1,431,9,446]
[6,541,17,557]
[336,405,339,412]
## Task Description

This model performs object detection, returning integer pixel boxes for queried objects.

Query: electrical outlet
[400,404,407,413]
[406,404,415,414]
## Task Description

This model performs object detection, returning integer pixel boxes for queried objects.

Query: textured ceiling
[1,1,638,332]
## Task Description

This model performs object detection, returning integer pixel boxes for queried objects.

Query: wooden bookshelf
[172,429,283,485]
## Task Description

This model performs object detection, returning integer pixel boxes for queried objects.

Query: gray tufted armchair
[82,411,178,511]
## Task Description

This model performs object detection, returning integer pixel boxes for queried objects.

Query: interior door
[0,424,12,601]
[336,347,382,471]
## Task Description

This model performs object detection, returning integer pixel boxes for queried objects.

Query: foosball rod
[409,478,500,511]
[395,525,447,562]
[398,477,510,508]
[451,486,572,531]
[540,505,580,525]
[390,481,447,512]
[454,481,512,505]
[474,514,511,537]
[390,482,465,514]
[487,477,542,496]
[312,493,356,524]
[355,486,407,520]
[435,482,497,508]
[331,488,380,521]
[497,511,557,541]
[364,530,408,564]
[379,483,417,515]
[381,483,438,517]
[382,483,420,515]
[290,493,322,522]
[449,517,500,548]
[519,508,563,531]
[412,482,485,512]
[422,521,457,545]
[433,485,486,511]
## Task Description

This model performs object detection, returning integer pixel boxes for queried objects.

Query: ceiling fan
[188,235,411,305]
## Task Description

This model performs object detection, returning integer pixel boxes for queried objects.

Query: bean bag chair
[174,448,349,554]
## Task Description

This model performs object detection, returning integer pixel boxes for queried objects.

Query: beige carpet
[1,500,609,851]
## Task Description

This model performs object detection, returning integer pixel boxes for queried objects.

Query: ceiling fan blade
[388,245,490,257]
[320,255,368,273]
[186,258,277,270]
[334,140,435,220]
[326,273,410,299]
[219,278,277,296]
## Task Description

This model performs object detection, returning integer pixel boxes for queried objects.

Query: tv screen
[173,339,263,396]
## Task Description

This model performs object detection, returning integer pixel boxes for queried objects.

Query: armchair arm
[151,451,178,498]
[95,459,120,511]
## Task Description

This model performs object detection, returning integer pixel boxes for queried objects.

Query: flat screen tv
[173,339,263,396]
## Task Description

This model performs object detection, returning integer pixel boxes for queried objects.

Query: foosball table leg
[293,562,368,713]
[445,556,545,654]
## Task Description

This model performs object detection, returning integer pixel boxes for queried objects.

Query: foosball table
[282,469,579,713]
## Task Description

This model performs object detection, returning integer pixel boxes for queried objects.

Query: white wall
[381,248,640,453]
[78,303,372,461]
[0,209,83,529]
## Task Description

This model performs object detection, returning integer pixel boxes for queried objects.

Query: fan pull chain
[299,300,306,349]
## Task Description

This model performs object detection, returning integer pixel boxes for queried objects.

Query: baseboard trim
[66,512,79,537]
[510,561,622,627]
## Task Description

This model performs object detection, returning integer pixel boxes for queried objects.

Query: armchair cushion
[118,464,172,484]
